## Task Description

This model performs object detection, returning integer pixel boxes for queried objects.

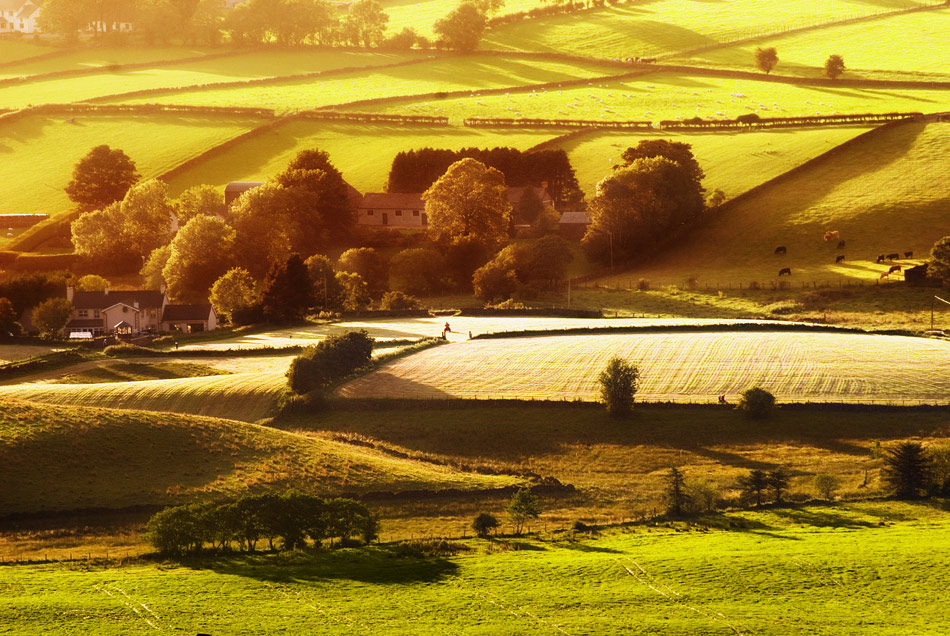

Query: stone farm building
[64,287,217,337]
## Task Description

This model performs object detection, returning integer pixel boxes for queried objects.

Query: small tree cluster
[736,387,776,419]
[598,357,640,417]
[472,512,500,538]
[473,236,573,303]
[287,330,374,394]
[738,468,790,507]
[146,493,378,556]
[507,488,542,535]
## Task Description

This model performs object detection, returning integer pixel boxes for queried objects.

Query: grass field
[163,120,563,197]
[0,45,222,80]
[3,501,950,634]
[0,401,516,515]
[672,7,950,81]
[356,70,950,123]
[0,112,263,226]
[338,331,950,403]
[52,361,228,384]
[561,125,876,198]
[593,119,950,285]
[481,0,933,59]
[0,344,57,364]
[0,39,54,64]
[105,55,625,113]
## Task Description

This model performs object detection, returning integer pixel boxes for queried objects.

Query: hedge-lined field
[0,45,222,81]
[339,331,950,403]
[594,119,950,285]
[351,71,950,124]
[105,55,623,113]
[0,112,263,229]
[163,120,562,197]
[4,501,950,634]
[382,0,542,37]
[672,7,950,81]
[0,50,421,110]
[482,0,932,59]
[0,401,516,514]
[561,125,875,198]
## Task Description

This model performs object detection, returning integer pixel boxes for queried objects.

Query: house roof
[162,304,214,322]
[114,320,134,329]
[507,186,551,206]
[65,319,104,329]
[71,290,165,310]
[559,211,590,225]
[344,181,362,205]
[359,193,425,210]
[16,2,39,18]
[0,0,23,12]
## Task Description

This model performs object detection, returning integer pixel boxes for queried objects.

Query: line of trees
[146,493,379,556]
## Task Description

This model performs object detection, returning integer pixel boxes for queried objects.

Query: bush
[380,291,422,310]
[32,297,73,337]
[813,473,840,500]
[389,247,445,296]
[286,330,374,394]
[472,513,499,538]
[598,356,640,417]
[507,488,541,535]
[736,387,775,419]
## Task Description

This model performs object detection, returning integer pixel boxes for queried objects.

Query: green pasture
[482,0,930,59]
[106,55,623,113]
[356,70,950,123]
[562,125,875,199]
[3,501,950,634]
[0,38,54,65]
[0,401,515,515]
[0,112,262,222]
[673,7,950,81]
[163,120,561,197]
[382,0,542,37]
[53,361,228,384]
[0,49,420,110]
[594,119,950,286]
[0,45,222,81]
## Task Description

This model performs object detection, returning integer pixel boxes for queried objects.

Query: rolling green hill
[0,401,517,514]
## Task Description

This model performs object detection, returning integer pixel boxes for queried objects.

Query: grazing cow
[886,253,900,260]
[774,245,787,255]
[837,240,846,250]
[778,267,791,276]
[824,230,839,242]
[835,255,846,264]
[876,254,886,263]
[904,251,913,258]
[888,265,902,274]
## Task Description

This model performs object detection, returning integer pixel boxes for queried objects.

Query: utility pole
[933,295,950,331]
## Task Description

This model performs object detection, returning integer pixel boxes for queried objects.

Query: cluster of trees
[926,235,950,287]
[287,330,374,395]
[146,493,379,556]
[471,487,542,538]
[387,146,584,211]
[581,140,706,266]
[473,235,573,303]
[40,0,224,44]
[754,47,848,80]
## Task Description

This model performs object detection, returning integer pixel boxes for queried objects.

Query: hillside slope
[0,401,517,514]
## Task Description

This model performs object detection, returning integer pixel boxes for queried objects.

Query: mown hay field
[0,45,221,81]
[4,502,950,635]
[339,331,950,403]
[0,112,263,224]
[672,7,950,81]
[355,70,950,123]
[163,121,563,197]
[104,55,625,113]
[562,125,876,198]
[594,119,950,286]
[0,49,421,110]
[0,401,515,514]
[482,0,933,59]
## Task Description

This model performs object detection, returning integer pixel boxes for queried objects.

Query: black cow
[778,267,791,276]
[836,240,846,249]
[876,254,886,263]
[774,246,787,255]
[835,255,845,264]
[886,253,900,260]
[904,251,914,258]
[888,265,902,274]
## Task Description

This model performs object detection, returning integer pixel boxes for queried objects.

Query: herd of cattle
[772,231,915,278]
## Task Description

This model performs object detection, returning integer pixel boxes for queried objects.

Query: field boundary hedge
[0,103,276,126]
[0,214,48,228]
[470,322,873,339]
[82,55,440,106]
[297,110,449,125]
[4,211,79,254]
[459,307,602,318]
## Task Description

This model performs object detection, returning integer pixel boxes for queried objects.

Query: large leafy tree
[424,158,511,252]
[341,0,388,46]
[260,254,314,323]
[927,236,950,287]
[163,215,236,302]
[37,0,87,41]
[582,156,705,265]
[229,183,295,279]
[176,184,224,225]
[824,54,846,80]
[65,145,140,212]
[276,148,355,249]
[433,1,486,52]
[598,356,640,417]
[336,248,387,295]
[33,298,73,337]
[754,46,779,74]
[305,254,344,311]
[210,267,259,321]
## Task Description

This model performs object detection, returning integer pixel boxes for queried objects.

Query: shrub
[472,513,499,538]
[389,248,445,296]
[32,297,73,337]
[813,473,840,500]
[637,278,650,291]
[380,291,422,310]
[736,387,775,419]
[286,330,374,394]
[598,356,640,417]
[507,488,541,535]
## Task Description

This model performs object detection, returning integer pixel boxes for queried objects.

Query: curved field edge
[0,401,518,515]
[338,331,950,404]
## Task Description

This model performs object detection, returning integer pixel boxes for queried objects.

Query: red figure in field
[442,322,451,339]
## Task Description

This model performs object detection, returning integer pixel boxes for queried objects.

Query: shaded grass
[53,361,229,384]
[0,401,518,515]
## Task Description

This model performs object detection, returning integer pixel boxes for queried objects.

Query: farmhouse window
[413,210,420,216]
[78,309,88,318]
[367,209,374,215]
[94,310,100,318]
[396,210,402,216]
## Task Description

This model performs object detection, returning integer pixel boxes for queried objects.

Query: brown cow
[774,246,787,255]
[835,255,845,264]
[904,251,913,258]
[837,240,846,250]
[886,253,900,260]
[778,267,791,276]
[888,265,902,274]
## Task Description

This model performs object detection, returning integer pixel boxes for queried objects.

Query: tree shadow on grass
[557,542,623,554]
[183,546,458,585]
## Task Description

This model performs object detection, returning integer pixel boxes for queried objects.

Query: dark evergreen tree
[883,442,933,499]
[738,469,769,507]
[664,467,692,516]
[260,254,314,323]
[767,468,790,503]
